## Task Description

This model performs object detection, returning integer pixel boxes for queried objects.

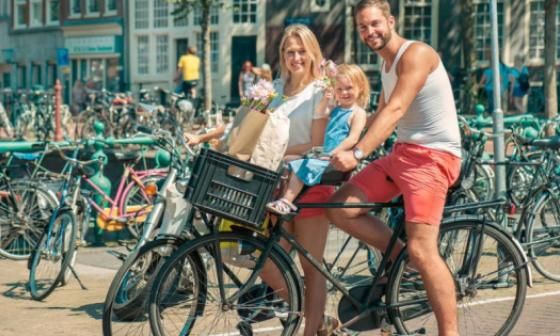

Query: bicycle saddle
[529,136,560,150]
[114,151,141,163]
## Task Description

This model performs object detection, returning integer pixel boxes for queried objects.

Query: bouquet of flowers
[317,59,338,89]
[240,79,278,112]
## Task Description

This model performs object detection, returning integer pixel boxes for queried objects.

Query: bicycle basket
[184,148,280,229]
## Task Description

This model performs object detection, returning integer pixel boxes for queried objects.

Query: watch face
[354,148,363,160]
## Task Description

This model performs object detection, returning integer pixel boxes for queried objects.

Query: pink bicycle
[83,153,168,240]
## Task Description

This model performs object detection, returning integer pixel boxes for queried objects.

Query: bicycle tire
[148,232,304,336]
[0,182,58,260]
[122,174,165,239]
[102,236,186,336]
[526,190,560,281]
[28,210,77,301]
[387,218,527,336]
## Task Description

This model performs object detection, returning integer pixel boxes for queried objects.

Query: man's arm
[331,43,438,171]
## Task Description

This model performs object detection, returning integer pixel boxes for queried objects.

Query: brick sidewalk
[1,250,559,335]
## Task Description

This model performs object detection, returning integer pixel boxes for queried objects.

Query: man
[175,46,201,99]
[328,1,461,335]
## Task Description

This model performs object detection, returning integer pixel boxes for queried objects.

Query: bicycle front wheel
[387,218,527,336]
[527,190,560,281]
[148,232,304,336]
[28,211,77,301]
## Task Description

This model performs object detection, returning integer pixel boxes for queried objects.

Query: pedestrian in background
[238,60,256,99]
[509,55,530,114]
[175,46,201,99]
[252,63,273,82]
[478,59,511,113]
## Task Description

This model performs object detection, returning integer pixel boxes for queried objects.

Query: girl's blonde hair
[279,24,323,81]
[336,64,371,108]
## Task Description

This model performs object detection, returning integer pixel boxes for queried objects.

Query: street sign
[56,48,69,66]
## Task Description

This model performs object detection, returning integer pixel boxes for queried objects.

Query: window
[402,0,433,44]
[18,65,27,89]
[154,0,169,28]
[210,32,219,73]
[31,63,42,87]
[87,0,100,16]
[46,0,60,24]
[105,0,117,14]
[70,0,81,16]
[196,32,219,74]
[156,35,169,73]
[135,0,149,29]
[173,4,188,26]
[0,0,10,17]
[137,35,150,75]
[30,0,43,27]
[194,5,219,25]
[529,1,560,60]
[355,31,378,66]
[14,0,26,27]
[474,0,504,62]
[233,0,257,24]
[47,63,57,87]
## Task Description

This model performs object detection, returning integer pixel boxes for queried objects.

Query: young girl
[267,64,369,215]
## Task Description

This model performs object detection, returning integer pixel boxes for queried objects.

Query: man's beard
[367,31,392,51]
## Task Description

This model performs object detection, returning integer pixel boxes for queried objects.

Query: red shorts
[349,143,461,225]
[295,185,335,219]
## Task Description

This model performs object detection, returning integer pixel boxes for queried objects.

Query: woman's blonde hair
[278,24,323,81]
[336,64,371,109]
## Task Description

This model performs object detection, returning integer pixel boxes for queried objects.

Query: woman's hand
[330,150,358,172]
[185,133,201,145]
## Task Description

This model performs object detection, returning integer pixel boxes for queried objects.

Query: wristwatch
[353,147,364,161]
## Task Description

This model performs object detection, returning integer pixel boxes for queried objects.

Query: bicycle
[146,148,530,336]
[27,146,93,300]
[0,142,61,259]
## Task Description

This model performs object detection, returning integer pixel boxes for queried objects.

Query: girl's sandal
[266,198,297,215]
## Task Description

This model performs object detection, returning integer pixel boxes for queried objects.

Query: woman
[238,60,256,98]
[259,24,335,336]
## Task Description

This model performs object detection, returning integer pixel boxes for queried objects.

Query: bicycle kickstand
[68,264,88,290]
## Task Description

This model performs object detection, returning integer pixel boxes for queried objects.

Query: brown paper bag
[227,107,270,161]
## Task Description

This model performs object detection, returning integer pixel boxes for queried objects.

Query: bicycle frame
[81,165,167,223]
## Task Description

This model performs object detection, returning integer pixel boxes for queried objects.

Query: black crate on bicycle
[184,148,280,228]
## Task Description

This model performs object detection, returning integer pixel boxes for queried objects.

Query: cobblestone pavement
[1,245,560,335]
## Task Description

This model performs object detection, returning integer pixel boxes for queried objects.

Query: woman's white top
[269,79,324,148]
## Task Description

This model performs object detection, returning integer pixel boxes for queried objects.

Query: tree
[460,0,477,115]
[172,0,222,113]
[544,0,558,131]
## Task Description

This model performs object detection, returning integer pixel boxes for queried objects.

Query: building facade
[0,0,125,103]
[128,0,266,105]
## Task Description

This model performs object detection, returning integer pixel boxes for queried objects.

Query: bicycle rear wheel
[122,175,164,239]
[527,191,560,281]
[28,211,77,301]
[148,232,304,336]
[0,182,58,260]
[387,218,527,336]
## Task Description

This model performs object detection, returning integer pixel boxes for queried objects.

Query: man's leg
[327,160,404,261]
[405,222,459,336]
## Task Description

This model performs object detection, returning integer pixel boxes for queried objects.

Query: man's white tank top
[381,41,461,158]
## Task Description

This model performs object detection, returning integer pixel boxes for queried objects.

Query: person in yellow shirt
[175,46,201,99]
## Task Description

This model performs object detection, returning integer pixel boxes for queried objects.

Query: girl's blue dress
[289,106,352,186]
